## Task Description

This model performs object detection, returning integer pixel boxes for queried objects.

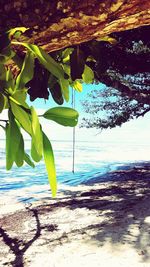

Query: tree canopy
[0,0,150,195]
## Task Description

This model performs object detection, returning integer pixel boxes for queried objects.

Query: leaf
[0,93,5,113]
[10,101,32,134]
[8,27,29,39]
[43,107,79,127]
[24,153,35,168]
[0,46,15,64]
[11,89,29,108]
[15,134,24,167]
[70,47,85,81]
[82,65,94,84]
[12,42,65,79]
[59,78,69,102]
[31,106,43,157]
[72,80,82,92]
[16,51,34,90]
[6,68,15,90]
[48,79,64,105]
[6,111,22,170]
[6,123,13,170]
[96,36,117,44]
[42,131,57,197]
[62,48,74,63]
[31,141,42,162]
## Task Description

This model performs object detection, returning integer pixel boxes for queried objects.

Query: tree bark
[1,0,150,53]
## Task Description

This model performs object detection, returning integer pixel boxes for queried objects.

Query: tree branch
[1,0,150,54]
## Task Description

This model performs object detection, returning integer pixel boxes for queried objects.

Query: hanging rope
[72,89,75,173]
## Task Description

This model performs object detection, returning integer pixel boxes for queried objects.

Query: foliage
[81,26,150,129]
[81,86,150,129]
[0,25,150,196]
[0,27,94,196]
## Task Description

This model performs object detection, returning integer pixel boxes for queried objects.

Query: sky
[0,83,150,144]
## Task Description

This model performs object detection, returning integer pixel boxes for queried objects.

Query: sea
[0,139,150,202]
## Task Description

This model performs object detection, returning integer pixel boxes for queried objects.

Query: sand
[0,162,150,267]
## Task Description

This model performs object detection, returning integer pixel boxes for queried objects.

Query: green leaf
[31,106,43,157]
[16,51,34,90]
[8,27,29,39]
[15,134,24,167]
[12,42,65,79]
[43,107,79,127]
[11,89,29,108]
[6,123,13,170]
[42,132,57,197]
[24,153,35,168]
[10,101,32,134]
[59,78,69,102]
[48,75,64,105]
[96,36,117,44]
[0,46,15,64]
[82,65,94,84]
[0,93,5,113]
[31,141,42,162]
[6,68,15,90]
[6,111,22,170]
[72,80,82,92]
[62,48,74,63]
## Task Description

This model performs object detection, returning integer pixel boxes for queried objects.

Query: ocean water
[0,139,150,202]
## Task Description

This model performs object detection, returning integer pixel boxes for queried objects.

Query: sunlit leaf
[72,80,82,92]
[59,78,69,102]
[12,42,65,79]
[11,89,29,108]
[24,153,35,168]
[0,93,5,113]
[96,36,117,44]
[6,111,21,170]
[10,101,32,134]
[82,65,94,84]
[42,131,57,197]
[31,106,43,157]
[16,51,34,90]
[31,141,42,162]
[43,107,79,127]
[8,27,29,39]
[15,134,24,167]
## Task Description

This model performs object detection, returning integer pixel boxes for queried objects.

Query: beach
[0,163,150,267]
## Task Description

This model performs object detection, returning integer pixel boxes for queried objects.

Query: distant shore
[0,162,150,266]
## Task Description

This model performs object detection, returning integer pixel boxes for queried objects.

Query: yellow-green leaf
[31,141,42,162]
[31,106,43,157]
[59,78,69,102]
[10,101,32,134]
[6,111,22,170]
[43,107,79,127]
[15,134,24,167]
[82,65,94,84]
[24,153,35,168]
[12,42,65,79]
[16,51,34,90]
[72,80,82,92]
[0,93,5,113]
[43,132,57,197]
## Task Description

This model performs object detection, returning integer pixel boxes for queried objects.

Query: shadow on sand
[0,162,150,266]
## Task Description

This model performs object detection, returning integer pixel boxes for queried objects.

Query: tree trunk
[1,0,150,53]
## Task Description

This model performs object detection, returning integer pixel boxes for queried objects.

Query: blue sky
[0,83,150,143]
[27,83,150,143]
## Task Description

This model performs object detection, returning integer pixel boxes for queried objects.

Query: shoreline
[0,162,150,266]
